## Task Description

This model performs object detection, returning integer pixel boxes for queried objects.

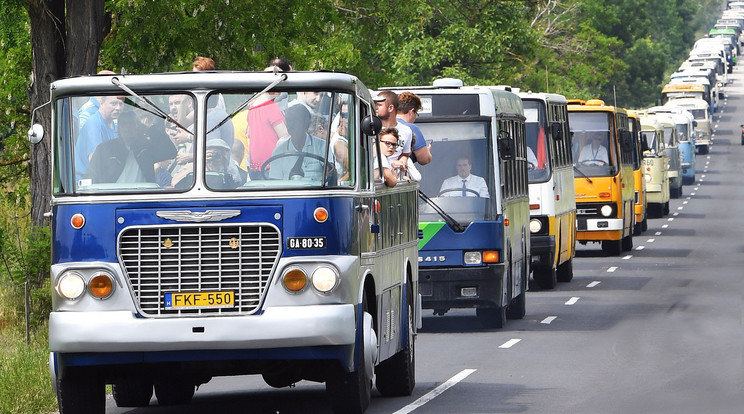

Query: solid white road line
[393,369,477,414]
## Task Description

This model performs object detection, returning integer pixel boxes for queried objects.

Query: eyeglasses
[380,140,399,148]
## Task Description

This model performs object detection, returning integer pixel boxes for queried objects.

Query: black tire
[376,291,415,397]
[601,239,622,256]
[506,293,526,320]
[57,366,105,414]
[113,380,153,407]
[476,305,506,329]
[663,202,670,216]
[621,235,633,252]
[533,266,557,290]
[154,379,195,406]
[641,218,648,232]
[327,305,374,414]
[633,221,642,236]
[556,257,574,283]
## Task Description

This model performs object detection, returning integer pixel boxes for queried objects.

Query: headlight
[282,267,308,293]
[600,205,614,217]
[89,272,115,299]
[311,266,339,293]
[57,272,86,300]
[529,218,543,233]
[645,174,652,182]
[464,251,482,265]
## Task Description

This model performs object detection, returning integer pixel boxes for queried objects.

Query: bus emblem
[162,238,174,248]
[229,238,240,249]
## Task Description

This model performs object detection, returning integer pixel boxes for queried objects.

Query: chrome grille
[119,224,281,317]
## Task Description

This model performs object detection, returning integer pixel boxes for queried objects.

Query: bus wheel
[154,379,195,406]
[56,366,105,414]
[641,218,648,232]
[663,202,670,216]
[113,380,153,407]
[327,306,375,414]
[533,266,557,290]
[506,293,526,320]
[476,306,506,329]
[602,240,622,256]
[556,258,574,283]
[621,235,633,252]
[376,290,415,397]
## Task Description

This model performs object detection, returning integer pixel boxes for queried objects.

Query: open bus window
[415,121,493,225]
[523,104,551,183]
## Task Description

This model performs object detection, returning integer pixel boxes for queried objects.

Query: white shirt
[439,174,489,197]
[578,143,609,165]
[389,121,413,159]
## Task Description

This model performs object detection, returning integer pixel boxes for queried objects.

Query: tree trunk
[26,0,105,227]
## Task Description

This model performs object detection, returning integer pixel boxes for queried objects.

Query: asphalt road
[106,66,744,414]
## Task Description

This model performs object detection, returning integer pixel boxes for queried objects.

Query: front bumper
[530,234,556,269]
[419,264,505,309]
[49,304,356,354]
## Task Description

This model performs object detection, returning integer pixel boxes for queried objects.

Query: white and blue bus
[383,80,530,329]
[35,71,419,414]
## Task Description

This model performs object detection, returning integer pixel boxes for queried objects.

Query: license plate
[287,236,326,249]
[164,291,234,310]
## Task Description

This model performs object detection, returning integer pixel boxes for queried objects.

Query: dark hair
[268,57,292,71]
[397,92,422,113]
[379,127,399,141]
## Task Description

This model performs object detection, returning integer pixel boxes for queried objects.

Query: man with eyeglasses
[439,156,489,197]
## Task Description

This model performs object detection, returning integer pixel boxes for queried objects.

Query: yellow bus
[518,91,576,289]
[568,99,635,256]
[627,110,648,235]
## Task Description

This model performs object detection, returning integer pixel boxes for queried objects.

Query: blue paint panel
[418,250,464,268]
[52,197,356,263]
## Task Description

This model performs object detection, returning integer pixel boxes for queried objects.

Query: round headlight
[529,218,543,233]
[600,205,613,217]
[312,266,339,293]
[282,267,308,292]
[57,272,86,300]
[89,272,115,299]
[644,174,652,182]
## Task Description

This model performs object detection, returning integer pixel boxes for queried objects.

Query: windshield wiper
[111,77,191,134]
[573,166,593,183]
[418,191,465,232]
[207,72,288,135]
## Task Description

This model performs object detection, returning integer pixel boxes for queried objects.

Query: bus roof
[515,91,568,105]
[49,71,373,102]
[662,83,706,93]
[567,98,627,115]
[663,97,708,109]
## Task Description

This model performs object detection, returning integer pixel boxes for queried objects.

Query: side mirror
[640,137,650,153]
[693,120,698,127]
[620,130,633,151]
[550,122,563,140]
[27,124,44,144]
[497,131,515,160]
[361,115,382,136]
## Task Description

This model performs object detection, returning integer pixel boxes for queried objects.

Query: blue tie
[462,179,467,197]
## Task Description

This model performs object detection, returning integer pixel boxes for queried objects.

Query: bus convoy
[30,12,735,414]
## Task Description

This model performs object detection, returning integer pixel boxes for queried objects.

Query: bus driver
[577,132,609,166]
[439,156,489,197]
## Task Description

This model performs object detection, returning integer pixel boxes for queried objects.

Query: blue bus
[383,80,530,329]
[35,71,419,414]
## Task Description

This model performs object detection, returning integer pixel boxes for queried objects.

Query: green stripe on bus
[418,222,446,250]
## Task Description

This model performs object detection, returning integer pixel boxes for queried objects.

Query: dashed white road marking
[607,266,618,273]
[393,369,477,414]
[636,245,645,251]
[565,297,580,305]
[622,255,632,260]
[655,231,662,236]
[667,218,674,222]
[587,281,601,288]
[662,224,669,228]
[541,316,558,324]
[647,239,655,243]
[499,339,522,348]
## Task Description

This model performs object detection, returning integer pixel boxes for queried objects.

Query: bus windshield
[569,112,618,177]
[415,121,494,225]
[523,101,552,183]
[54,90,354,195]
[641,131,660,153]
